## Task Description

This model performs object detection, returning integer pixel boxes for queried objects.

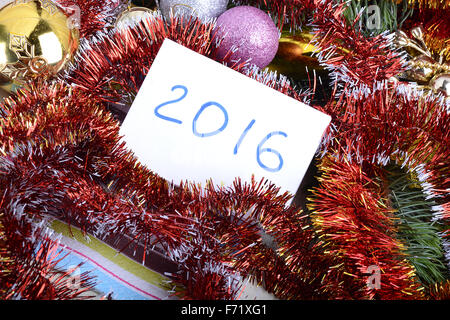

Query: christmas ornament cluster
[0,0,449,300]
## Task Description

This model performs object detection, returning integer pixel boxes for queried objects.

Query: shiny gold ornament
[395,26,450,96]
[406,55,438,82]
[430,73,450,96]
[0,0,79,92]
[115,6,156,31]
[407,0,450,9]
[267,31,324,83]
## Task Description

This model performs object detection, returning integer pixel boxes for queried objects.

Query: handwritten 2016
[154,84,288,173]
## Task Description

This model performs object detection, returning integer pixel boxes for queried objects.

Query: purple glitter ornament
[215,6,279,69]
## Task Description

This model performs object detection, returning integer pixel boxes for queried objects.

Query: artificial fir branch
[387,165,449,285]
[342,0,414,36]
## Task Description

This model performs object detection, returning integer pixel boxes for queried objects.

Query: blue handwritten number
[192,102,229,138]
[154,85,188,124]
[234,119,256,155]
[257,131,288,173]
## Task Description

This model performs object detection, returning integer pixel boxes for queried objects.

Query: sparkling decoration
[215,6,279,69]
[266,30,324,84]
[56,0,129,38]
[67,14,219,106]
[408,0,450,9]
[230,0,311,30]
[67,14,305,107]
[309,156,425,299]
[272,31,318,63]
[115,6,155,30]
[396,26,450,95]
[430,73,450,96]
[158,0,228,22]
[428,280,450,299]
[407,55,439,82]
[0,0,79,92]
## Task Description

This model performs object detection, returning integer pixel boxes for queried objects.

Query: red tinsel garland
[0,199,95,299]
[0,81,341,299]
[56,0,128,38]
[65,14,309,107]
[232,0,314,30]
[309,154,424,299]
[318,84,449,221]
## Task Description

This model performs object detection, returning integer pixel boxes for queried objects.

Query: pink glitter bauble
[215,6,279,69]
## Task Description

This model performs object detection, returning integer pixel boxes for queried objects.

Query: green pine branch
[342,0,413,36]
[387,164,449,286]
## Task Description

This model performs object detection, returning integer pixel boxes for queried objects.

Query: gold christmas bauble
[430,73,450,97]
[267,31,323,83]
[0,0,79,92]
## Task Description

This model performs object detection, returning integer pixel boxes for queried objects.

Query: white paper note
[120,39,331,196]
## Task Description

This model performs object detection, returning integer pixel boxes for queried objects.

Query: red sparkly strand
[56,0,128,38]
[309,154,425,299]
[65,14,311,107]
